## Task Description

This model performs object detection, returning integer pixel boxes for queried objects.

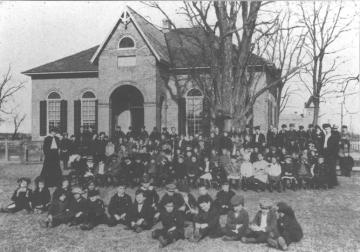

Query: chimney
[162,19,171,33]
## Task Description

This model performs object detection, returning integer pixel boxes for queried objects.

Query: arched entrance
[110,85,144,136]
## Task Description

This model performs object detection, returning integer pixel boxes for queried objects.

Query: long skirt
[40,150,62,187]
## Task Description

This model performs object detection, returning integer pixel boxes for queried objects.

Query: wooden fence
[0,140,44,163]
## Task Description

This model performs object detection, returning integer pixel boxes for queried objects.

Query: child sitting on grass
[129,190,155,233]
[40,191,71,228]
[31,177,51,213]
[0,177,32,213]
[80,190,107,230]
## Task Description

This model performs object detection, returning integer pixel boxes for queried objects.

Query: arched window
[81,91,96,131]
[186,88,203,136]
[119,36,135,49]
[47,92,61,132]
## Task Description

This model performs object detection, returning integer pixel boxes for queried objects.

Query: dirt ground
[0,163,360,252]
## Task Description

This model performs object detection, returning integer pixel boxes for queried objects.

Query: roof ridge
[126,6,164,34]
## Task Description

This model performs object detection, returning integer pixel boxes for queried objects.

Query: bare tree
[299,1,354,125]
[11,112,26,140]
[0,66,25,114]
[145,1,306,131]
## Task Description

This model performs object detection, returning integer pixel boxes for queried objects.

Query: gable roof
[165,27,269,69]
[23,46,99,75]
[90,6,169,64]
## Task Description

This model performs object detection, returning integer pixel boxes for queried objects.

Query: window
[117,56,136,67]
[186,88,203,136]
[47,92,61,132]
[81,91,96,131]
[119,36,135,49]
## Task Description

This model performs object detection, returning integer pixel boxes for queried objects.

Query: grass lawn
[0,164,360,252]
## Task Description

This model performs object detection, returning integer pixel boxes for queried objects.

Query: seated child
[267,157,282,192]
[68,187,88,226]
[108,183,132,227]
[339,152,354,177]
[31,177,51,213]
[281,155,298,191]
[222,195,249,241]
[53,177,72,201]
[174,155,187,183]
[242,199,277,244]
[240,155,254,191]
[80,190,107,230]
[85,180,98,198]
[0,177,32,213]
[252,153,269,192]
[190,196,221,242]
[136,174,159,211]
[158,184,184,212]
[268,202,303,251]
[40,191,71,228]
[152,199,185,248]
[197,184,213,207]
[312,156,328,189]
[129,190,155,233]
[214,181,235,215]
[297,155,312,189]
[177,183,198,221]
[186,156,199,187]
[211,160,226,189]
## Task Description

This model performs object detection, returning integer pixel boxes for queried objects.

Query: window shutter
[178,97,186,135]
[39,100,47,136]
[60,100,67,133]
[74,100,81,137]
[94,99,98,133]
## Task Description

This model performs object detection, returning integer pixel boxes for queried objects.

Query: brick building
[23,7,278,140]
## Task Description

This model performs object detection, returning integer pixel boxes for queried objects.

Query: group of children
[0,175,303,250]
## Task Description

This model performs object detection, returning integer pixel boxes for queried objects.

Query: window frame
[185,88,203,136]
[47,92,61,134]
[81,91,97,131]
[118,35,136,50]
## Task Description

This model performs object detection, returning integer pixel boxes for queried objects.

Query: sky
[0,1,359,133]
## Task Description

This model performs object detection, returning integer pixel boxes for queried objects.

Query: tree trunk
[312,99,320,126]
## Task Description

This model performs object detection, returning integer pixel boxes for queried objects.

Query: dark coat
[87,199,106,217]
[251,209,278,235]
[11,188,32,208]
[159,209,185,233]
[159,193,184,211]
[68,197,88,217]
[194,206,221,235]
[108,193,132,216]
[41,136,62,187]
[31,188,51,208]
[224,209,249,235]
[277,203,303,245]
[129,201,155,223]
[48,199,70,216]
[214,190,235,215]
[135,187,159,207]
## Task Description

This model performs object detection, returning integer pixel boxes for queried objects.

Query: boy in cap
[190,196,221,242]
[1,177,32,213]
[136,174,159,209]
[152,199,185,248]
[68,187,88,226]
[214,181,235,215]
[108,183,132,227]
[80,190,107,230]
[222,195,249,241]
[129,190,155,232]
[242,199,278,244]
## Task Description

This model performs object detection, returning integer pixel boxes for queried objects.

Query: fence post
[4,139,8,162]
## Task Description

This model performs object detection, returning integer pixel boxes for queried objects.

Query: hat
[254,126,260,130]
[284,154,292,159]
[289,123,295,127]
[166,183,176,192]
[198,195,211,205]
[221,180,230,186]
[259,198,272,209]
[308,124,314,128]
[342,125,348,129]
[88,190,100,197]
[163,198,175,206]
[332,124,338,129]
[72,187,83,194]
[299,125,304,130]
[322,123,331,129]
[281,124,287,128]
[231,195,245,206]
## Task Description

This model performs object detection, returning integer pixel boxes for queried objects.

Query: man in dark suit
[40,128,62,187]
[322,123,340,188]
[252,126,265,150]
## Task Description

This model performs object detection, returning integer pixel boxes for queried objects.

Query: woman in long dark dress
[40,128,62,187]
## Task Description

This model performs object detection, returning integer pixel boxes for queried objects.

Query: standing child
[0,177,32,213]
[222,195,249,241]
[31,177,51,213]
[151,199,185,248]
